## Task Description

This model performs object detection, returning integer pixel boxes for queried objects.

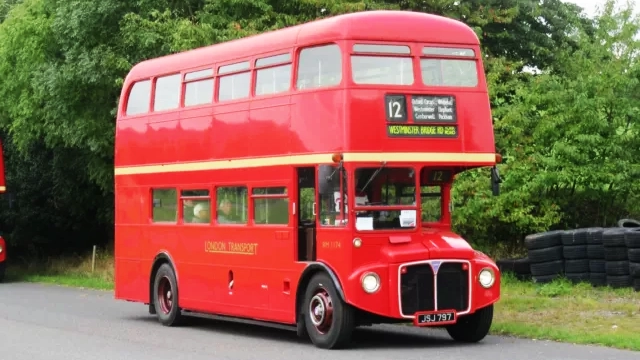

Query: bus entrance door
[296,167,316,262]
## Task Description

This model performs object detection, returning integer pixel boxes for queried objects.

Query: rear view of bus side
[114,10,502,349]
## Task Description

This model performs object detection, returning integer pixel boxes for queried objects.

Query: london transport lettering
[204,241,258,255]
[387,124,458,137]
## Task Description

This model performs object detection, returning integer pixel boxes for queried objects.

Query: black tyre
[604,247,628,261]
[587,245,604,259]
[630,262,640,278]
[605,261,629,276]
[0,261,5,283]
[445,304,493,343]
[495,258,531,280]
[153,263,184,326]
[524,231,563,250]
[602,229,627,247]
[606,275,632,288]
[617,218,640,228]
[634,279,640,292]
[564,259,589,273]
[628,249,640,263]
[530,260,563,277]
[586,228,604,245]
[528,246,563,263]
[561,230,576,246]
[589,260,606,273]
[532,274,561,283]
[589,272,606,287]
[566,272,589,284]
[563,245,587,260]
[303,272,354,349]
[625,229,640,249]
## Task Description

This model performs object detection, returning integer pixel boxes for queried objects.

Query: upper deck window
[125,80,151,116]
[218,61,251,102]
[421,47,478,87]
[353,44,411,55]
[153,74,181,111]
[184,68,214,107]
[296,44,342,89]
[351,56,414,85]
[255,53,292,96]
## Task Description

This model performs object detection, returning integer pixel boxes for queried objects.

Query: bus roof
[125,10,480,81]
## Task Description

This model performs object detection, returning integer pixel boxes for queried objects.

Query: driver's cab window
[353,167,418,230]
[318,164,348,226]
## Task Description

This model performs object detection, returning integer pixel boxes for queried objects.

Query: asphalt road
[0,282,637,360]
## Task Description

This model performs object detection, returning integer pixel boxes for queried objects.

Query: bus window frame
[345,40,419,88]
[349,164,421,233]
[252,50,294,98]
[294,42,345,93]
[181,66,216,109]
[216,59,253,104]
[179,188,212,225]
[418,43,483,90]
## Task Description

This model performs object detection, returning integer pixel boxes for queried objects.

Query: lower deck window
[151,188,177,222]
[216,186,248,224]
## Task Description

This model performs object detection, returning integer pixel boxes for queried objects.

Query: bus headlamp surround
[361,272,381,293]
[478,267,495,288]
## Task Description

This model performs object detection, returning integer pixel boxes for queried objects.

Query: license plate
[413,310,457,326]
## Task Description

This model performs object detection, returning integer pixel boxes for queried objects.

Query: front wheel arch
[295,263,346,336]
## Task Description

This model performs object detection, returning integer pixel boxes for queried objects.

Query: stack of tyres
[586,227,606,287]
[561,229,590,284]
[495,258,531,280]
[625,229,640,291]
[602,228,632,288]
[524,230,565,283]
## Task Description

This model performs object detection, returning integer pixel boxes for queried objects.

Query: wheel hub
[157,276,173,314]
[308,289,333,334]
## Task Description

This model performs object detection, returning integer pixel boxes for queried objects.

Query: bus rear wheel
[153,263,183,326]
[303,272,354,349]
[445,304,493,343]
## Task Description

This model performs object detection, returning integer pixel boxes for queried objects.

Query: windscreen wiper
[360,161,387,192]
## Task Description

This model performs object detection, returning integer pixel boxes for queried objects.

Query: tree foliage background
[0,0,638,259]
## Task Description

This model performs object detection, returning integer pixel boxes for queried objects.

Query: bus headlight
[361,272,381,293]
[0,245,3,253]
[478,268,495,288]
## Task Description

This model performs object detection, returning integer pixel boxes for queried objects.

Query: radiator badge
[431,261,442,274]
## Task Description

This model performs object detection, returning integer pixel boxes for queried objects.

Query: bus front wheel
[153,263,184,326]
[302,272,354,349]
[445,304,493,343]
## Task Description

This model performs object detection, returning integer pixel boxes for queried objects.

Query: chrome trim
[397,259,473,319]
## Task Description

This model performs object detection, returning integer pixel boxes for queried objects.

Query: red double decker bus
[114,10,502,349]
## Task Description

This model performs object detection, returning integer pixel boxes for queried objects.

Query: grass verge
[492,272,640,351]
[5,250,114,290]
[5,252,640,351]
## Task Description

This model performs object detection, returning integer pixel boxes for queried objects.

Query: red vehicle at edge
[114,10,503,349]
[0,138,6,282]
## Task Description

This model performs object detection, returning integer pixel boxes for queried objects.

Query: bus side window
[252,187,288,225]
[181,189,211,224]
[184,68,215,107]
[151,188,177,222]
[215,186,248,224]
[296,44,342,90]
[125,80,151,116]
[153,73,181,111]
[218,61,251,102]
